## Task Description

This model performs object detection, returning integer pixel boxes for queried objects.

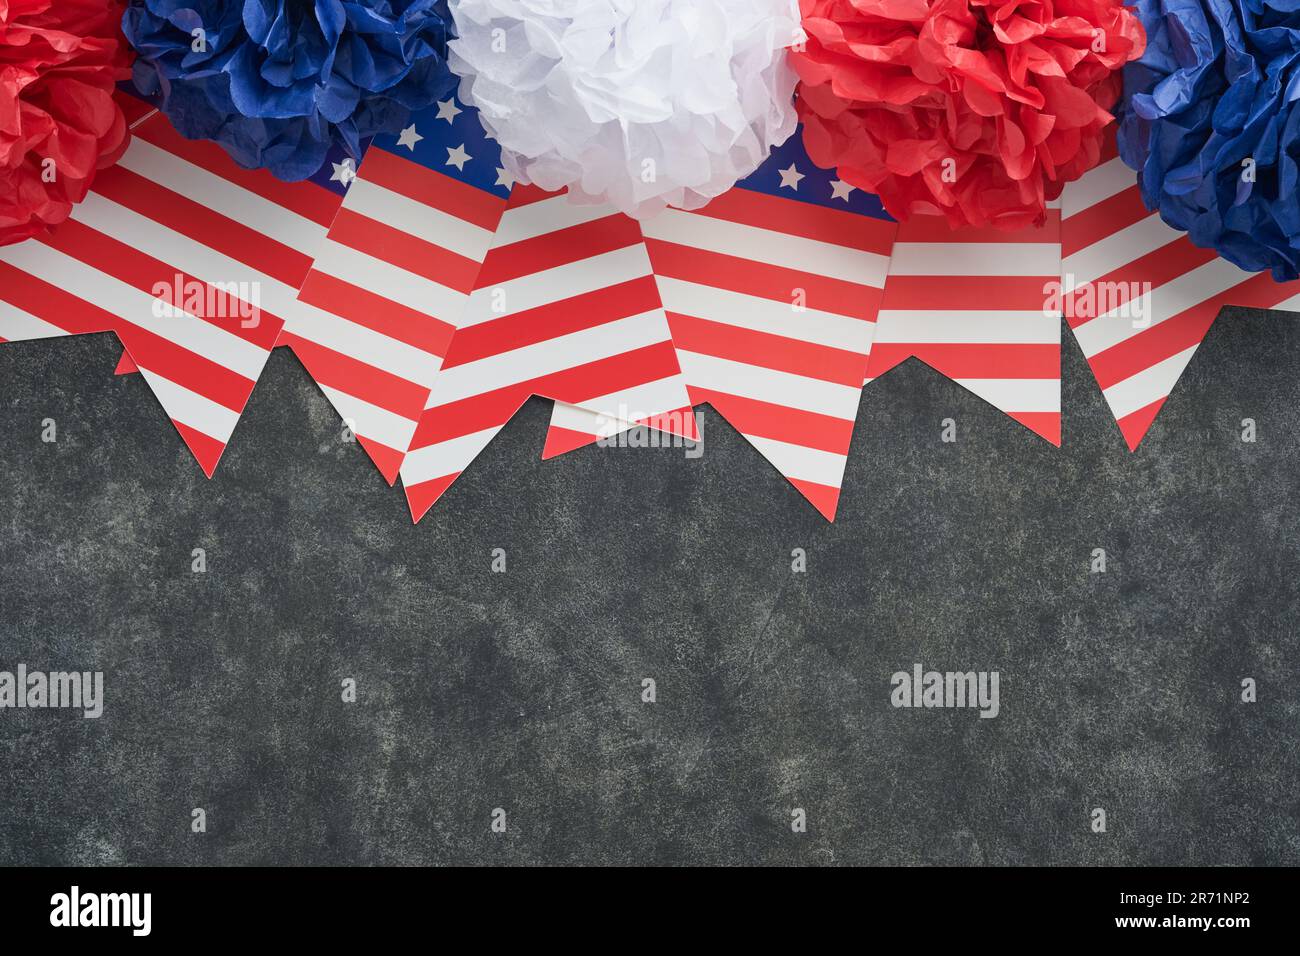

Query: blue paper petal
[122,0,456,181]
[1118,0,1300,280]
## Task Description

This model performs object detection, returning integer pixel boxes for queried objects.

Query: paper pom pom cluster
[7,1,1300,521]
[122,0,457,181]
[447,0,804,218]
[1119,0,1300,281]
[792,0,1145,229]
[0,0,133,245]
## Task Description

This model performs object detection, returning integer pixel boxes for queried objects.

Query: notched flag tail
[1058,131,1300,450]
[400,185,696,522]
[868,210,1063,446]
[287,97,510,484]
[546,132,898,521]
[0,90,345,476]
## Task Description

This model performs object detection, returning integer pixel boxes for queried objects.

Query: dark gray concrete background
[1,306,1297,866]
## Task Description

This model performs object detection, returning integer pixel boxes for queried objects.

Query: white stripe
[1061,212,1179,289]
[656,277,875,353]
[1060,157,1136,219]
[744,434,847,489]
[344,177,495,264]
[402,425,502,486]
[494,195,614,245]
[461,244,652,327]
[430,309,674,404]
[284,298,444,388]
[0,240,270,379]
[72,192,302,320]
[1070,255,1248,358]
[1101,345,1199,421]
[873,310,1058,344]
[643,208,891,287]
[0,299,68,341]
[317,384,419,453]
[888,242,1060,277]
[117,136,326,253]
[310,238,467,326]
[676,349,861,420]
[138,368,239,444]
[550,377,694,436]
[956,378,1060,413]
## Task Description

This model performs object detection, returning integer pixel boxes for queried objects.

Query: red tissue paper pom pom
[1,0,134,246]
[792,0,1145,229]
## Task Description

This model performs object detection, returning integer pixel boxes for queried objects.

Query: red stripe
[1063,237,1218,329]
[405,472,460,522]
[296,269,454,355]
[703,188,897,255]
[896,213,1061,244]
[648,239,882,320]
[476,213,642,288]
[0,268,257,414]
[279,331,430,420]
[506,183,560,208]
[882,275,1053,311]
[542,424,599,458]
[871,342,1059,379]
[38,219,284,349]
[358,148,507,232]
[133,115,341,228]
[115,325,257,412]
[786,477,841,521]
[327,207,483,295]
[170,420,227,478]
[1060,184,1151,258]
[1006,411,1061,445]
[412,342,682,448]
[356,435,405,485]
[668,312,868,387]
[1117,396,1165,451]
[442,276,663,368]
[689,386,854,454]
[0,261,116,336]
[92,164,314,288]
[1088,272,1300,390]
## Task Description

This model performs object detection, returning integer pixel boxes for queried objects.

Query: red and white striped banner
[867,215,1063,445]
[289,155,505,483]
[0,96,342,475]
[400,186,695,521]
[1059,136,1300,448]
[545,184,896,520]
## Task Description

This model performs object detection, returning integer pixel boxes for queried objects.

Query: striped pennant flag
[1059,133,1300,449]
[0,93,348,475]
[867,213,1062,445]
[543,134,898,521]
[400,186,697,521]
[286,97,509,483]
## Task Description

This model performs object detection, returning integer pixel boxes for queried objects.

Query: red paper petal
[791,0,1146,229]
[0,0,133,246]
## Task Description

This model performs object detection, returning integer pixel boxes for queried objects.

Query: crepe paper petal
[1118,0,1300,281]
[791,0,1146,230]
[0,0,134,246]
[122,0,456,182]
[447,0,805,219]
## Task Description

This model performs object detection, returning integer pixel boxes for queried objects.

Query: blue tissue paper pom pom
[123,0,455,181]
[1117,0,1300,281]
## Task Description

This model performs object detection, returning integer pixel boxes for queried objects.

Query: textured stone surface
[0,307,1297,866]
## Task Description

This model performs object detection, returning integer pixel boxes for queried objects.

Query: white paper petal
[448,0,804,218]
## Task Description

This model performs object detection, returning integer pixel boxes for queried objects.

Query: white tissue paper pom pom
[448,0,804,218]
